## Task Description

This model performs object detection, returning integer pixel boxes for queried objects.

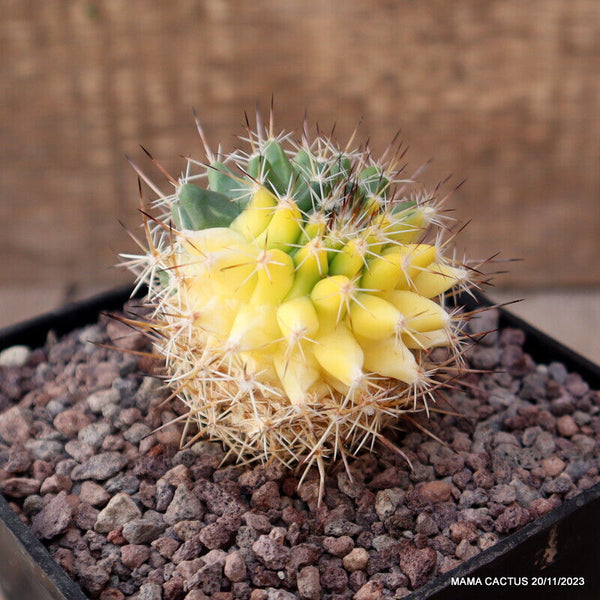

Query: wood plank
[1,0,598,288]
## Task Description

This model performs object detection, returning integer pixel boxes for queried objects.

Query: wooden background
[1,0,599,297]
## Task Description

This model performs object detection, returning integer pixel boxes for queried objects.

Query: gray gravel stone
[94,492,142,533]
[0,345,31,368]
[86,389,121,413]
[374,488,403,521]
[164,484,204,525]
[123,422,153,444]
[26,439,64,462]
[252,535,290,569]
[122,518,165,544]
[78,422,112,449]
[71,452,126,481]
[297,565,321,600]
[31,491,72,539]
[137,582,163,600]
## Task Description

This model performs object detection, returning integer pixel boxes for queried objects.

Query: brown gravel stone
[79,480,111,506]
[0,477,40,497]
[556,415,579,437]
[40,473,73,494]
[542,456,566,477]
[224,550,247,583]
[354,580,384,600]
[297,565,321,600]
[0,407,30,444]
[323,535,354,557]
[343,547,370,572]
[450,521,478,544]
[152,537,180,559]
[121,544,150,569]
[419,481,452,503]
[53,409,91,435]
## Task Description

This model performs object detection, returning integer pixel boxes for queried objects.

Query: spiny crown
[122,109,487,487]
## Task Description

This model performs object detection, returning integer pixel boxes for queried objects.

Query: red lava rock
[172,533,204,562]
[252,534,290,570]
[251,480,281,510]
[320,565,349,593]
[529,498,557,518]
[399,545,437,589]
[54,547,76,577]
[243,511,272,533]
[151,536,180,559]
[438,555,462,575]
[449,521,479,544]
[494,505,532,534]
[198,521,233,550]
[4,443,33,473]
[433,455,465,476]
[121,544,151,569]
[419,481,452,503]
[107,529,127,545]
[162,576,185,600]
[472,469,494,489]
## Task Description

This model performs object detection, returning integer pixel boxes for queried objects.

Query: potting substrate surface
[0,304,598,600]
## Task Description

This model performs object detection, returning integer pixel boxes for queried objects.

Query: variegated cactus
[123,110,485,491]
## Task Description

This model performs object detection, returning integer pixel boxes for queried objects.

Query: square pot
[0,287,598,600]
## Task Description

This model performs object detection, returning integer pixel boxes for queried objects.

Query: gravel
[0,306,598,599]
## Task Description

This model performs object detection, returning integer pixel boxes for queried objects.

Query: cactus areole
[122,111,486,488]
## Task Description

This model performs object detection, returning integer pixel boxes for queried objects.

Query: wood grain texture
[1,0,599,290]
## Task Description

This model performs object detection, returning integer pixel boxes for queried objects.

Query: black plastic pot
[0,287,599,600]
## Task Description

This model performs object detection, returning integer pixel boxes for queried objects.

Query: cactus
[123,109,487,492]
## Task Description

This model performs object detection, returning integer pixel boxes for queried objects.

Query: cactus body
[124,112,484,480]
